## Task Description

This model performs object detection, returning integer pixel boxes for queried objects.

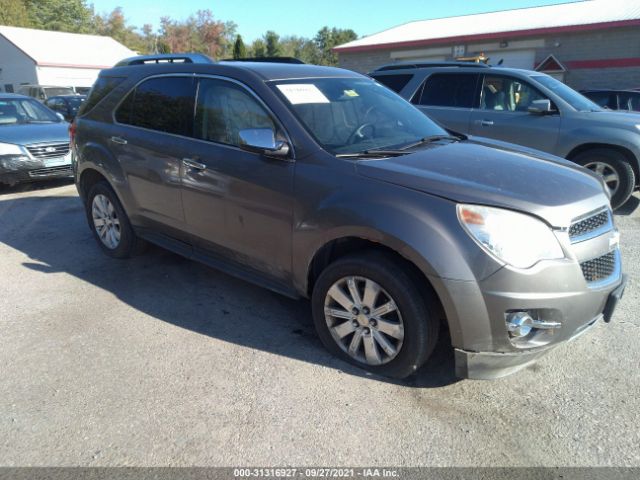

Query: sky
[89,0,576,42]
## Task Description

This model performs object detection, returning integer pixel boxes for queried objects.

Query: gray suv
[370,62,640,209]
[73,54,625,380]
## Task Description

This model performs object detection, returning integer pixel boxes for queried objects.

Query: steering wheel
[345,104,381,145]
[346,122,376,145]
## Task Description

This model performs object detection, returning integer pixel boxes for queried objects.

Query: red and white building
[0,25,135,93]
[334,0,640,89]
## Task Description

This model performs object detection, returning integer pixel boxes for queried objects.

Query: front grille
[569,209,611,241]
[26,142,70,159]
[580,251,617,283]
[28,165,73,178]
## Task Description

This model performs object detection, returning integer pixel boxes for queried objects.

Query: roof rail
[221,56,305,64]
[114,53,214,67]
[372,61,490,72]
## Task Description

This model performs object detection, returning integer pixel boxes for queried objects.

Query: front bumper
[0,154,72,185]
[449,271,626,380]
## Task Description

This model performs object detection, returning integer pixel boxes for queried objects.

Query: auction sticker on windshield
[276,84,329,104]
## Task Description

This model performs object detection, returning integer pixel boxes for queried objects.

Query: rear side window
[79,76,124,116]
[115,76,196,136]
[583,91,614,109]
[413,73,479,108]
[618,92,640,111]
[370,74,414,93]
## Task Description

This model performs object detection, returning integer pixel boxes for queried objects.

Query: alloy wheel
[91,194,121,249]
[584,161,620,196]
[324,276,404,366]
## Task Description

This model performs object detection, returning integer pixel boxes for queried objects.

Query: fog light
[506,312,534,338]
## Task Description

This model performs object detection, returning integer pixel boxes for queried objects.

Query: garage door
[484,50,535,70]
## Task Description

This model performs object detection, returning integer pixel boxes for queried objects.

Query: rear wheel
[573,149,635,209]
[85,181,146,258]
[311,251,439,379]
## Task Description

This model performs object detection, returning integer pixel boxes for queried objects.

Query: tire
[311,251,439,379]
[573,149,635,210]
[85,181,146,258]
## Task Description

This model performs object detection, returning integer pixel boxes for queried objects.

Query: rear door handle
[110,136,127,145]
[182,158,207,171]
[476,119,494,127]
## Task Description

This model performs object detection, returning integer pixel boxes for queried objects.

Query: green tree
[232,34,247,59]
[25,0,94,33]
[94,7,147,52]
[314,27,357,65]
[280,35,319,63]
[264,30,280,57]
[0,0,31,27]
[251,38,266,57]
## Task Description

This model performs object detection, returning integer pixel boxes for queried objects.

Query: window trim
[478,73,558,114]
[111,73,295,160]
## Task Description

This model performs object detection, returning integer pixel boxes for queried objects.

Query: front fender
[557,126,640,170]
[291,177,503,294]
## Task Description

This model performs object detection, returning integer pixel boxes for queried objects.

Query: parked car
[370,62,640,209]
[16,85,76,102]
[581,89,640,112]
[73,54,625,380]
[73,87,91,95]
[0,93,72,185]
[45,95,87,121]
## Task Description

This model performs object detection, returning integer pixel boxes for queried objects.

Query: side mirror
[55,112,65,121]
[238,128,290,158]
[528,99,554,115]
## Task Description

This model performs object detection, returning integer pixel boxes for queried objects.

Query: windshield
[272,78,448,155]
[44,87,75,97]
[531,75,602,112]
[0,98,61,125]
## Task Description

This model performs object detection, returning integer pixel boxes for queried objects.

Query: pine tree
[233,34,246,59]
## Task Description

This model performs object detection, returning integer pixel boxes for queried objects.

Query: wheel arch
[566,143,639,187]
[78,168,109,200]
[305,235,447,326]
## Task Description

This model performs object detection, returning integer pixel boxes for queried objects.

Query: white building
[0,25,135,93]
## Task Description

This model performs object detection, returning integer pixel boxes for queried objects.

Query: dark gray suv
[371,62,640,209]
[73,54,625,380]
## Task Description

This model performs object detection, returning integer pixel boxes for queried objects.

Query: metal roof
[334,0,640,53]
[0,25,136,69]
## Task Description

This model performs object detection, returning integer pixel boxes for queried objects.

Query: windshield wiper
[399,134,460,150]
[336,149,410,158]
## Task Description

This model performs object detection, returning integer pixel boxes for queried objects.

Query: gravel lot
[0,179,638,467]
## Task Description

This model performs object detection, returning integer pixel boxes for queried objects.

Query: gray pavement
[0,179,638,467]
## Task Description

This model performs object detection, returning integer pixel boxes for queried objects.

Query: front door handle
[110,136,127,145]
[182,158,207,171]
[476,119,494,127]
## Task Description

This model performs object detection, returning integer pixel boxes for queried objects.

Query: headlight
[457,204,564,269]
[0,142,24,156]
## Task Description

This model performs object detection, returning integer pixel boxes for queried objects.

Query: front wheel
[311,252,439,379]
[573,149,635,209]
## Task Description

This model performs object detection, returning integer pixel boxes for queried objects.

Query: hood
[0,122,69,146]
[356,140,609,228]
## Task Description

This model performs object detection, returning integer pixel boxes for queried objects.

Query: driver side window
[481,75,549,112]
[194,78,276,147]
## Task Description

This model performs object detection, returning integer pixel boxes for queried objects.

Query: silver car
[0,93,72,186]
[371,62,640,209]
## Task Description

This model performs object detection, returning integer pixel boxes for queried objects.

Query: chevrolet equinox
[72,54,626,379]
